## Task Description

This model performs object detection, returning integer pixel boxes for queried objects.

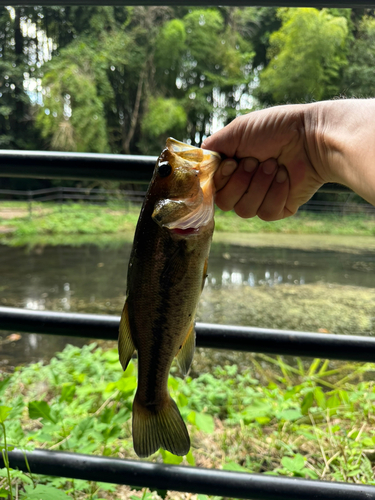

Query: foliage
[257,8,348,104]
[344,16,375,97]
[0,344,375,498]
[36,41,110,152]
[140,97,187,153]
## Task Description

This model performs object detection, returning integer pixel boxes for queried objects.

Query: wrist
[306,99,375,204]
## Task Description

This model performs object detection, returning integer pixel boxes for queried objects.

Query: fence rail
[1,306,375,368]
[1,186,373,216]
[1,306,375,499]
[1,448,374,500]
[1,142,374,495]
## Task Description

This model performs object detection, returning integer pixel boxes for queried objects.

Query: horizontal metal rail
[0,150,156,182]
[1,448,374,500]
[0,150,350,193]
[1,0,375,7]
[1,307,375,362]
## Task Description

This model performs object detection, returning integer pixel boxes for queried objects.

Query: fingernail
[243,157,258,173]
[276,168,288,183]
[221,159,237,176]
[262,160,277,175]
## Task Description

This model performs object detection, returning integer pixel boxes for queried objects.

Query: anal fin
[118,299,136,371]
[176,321,195,377]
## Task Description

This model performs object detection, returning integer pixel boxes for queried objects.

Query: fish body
[118,138,221,458]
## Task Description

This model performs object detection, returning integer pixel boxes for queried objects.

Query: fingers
[233,159,278,218]
[215,157,292,221]
[215,157,258,211]
[256,165,292,221]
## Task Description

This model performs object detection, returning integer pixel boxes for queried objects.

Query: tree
[0,6,46,149]
[343,15,375,97]
[256,8,348,104]
[36,41,111,152]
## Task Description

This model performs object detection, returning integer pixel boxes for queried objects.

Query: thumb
[201,119,242,158]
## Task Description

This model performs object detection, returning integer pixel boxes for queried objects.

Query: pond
[1,236,374,368]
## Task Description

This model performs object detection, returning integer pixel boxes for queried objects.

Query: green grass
[214,209,375,236]
[0,344,374,499]
[1,202,375,248]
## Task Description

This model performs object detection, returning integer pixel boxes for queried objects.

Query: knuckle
[257,208,279,221]
[234,204,255,219]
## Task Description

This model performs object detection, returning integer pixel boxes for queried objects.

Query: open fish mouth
[163,138,221,232]
[167,137,221,183]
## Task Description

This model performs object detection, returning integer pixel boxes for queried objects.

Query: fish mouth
[166,137,221,180]
[164,138,221,232]
[171,227,200,236]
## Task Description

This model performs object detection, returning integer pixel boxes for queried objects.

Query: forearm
[306,99,375,205]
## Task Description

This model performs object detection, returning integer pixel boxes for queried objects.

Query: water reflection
[1,241,375,309]
[207,268,305,288]
[0,240,374,367]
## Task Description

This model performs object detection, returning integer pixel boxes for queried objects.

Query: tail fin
[132,393,190,458]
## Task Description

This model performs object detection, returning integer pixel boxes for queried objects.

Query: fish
[118,137,221,458]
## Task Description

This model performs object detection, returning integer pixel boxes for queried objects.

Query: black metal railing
[2,307,375,363]
[1,307,375,499]
[1,0,374,491]
[1,147,375,498]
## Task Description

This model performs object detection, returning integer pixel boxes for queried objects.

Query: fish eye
[158,162,172,178]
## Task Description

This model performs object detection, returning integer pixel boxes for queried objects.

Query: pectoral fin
[176,321,195,377]
[118,299,136,371]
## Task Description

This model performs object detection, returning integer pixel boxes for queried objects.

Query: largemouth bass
[118,138,221,458]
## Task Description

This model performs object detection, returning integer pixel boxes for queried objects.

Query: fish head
[151,138,221,234]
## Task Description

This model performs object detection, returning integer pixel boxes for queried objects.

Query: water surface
[1,238,374,367]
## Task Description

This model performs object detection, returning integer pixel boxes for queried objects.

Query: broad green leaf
[178,393,188,407]
[160,449,183,465]
[223,461,248,472]
[186,449,195,466]
[278,409,302,421]
[0,489,9,498]
[116,376,137,394]
[195,413,214,434]
[327,394,341,409]
[168,377,179,391]
[0,406,12,424]
[281,454,305,473]
[241,401,272,422]
[314,387,326,409]
[59,384,76,404]
[22,484,68,499]
[339,390,349,404]
[96,482,117,492]
[303,468,319,480]
[28,401,56,423]
[187,411,196,425]
[362,438,374,447]
[255,416,271,425]
[301,392,314,415]
[0,379,11,397]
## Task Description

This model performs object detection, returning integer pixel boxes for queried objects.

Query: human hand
[202,104,326,221]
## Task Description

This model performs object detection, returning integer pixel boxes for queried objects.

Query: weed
[0,344,373,498]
